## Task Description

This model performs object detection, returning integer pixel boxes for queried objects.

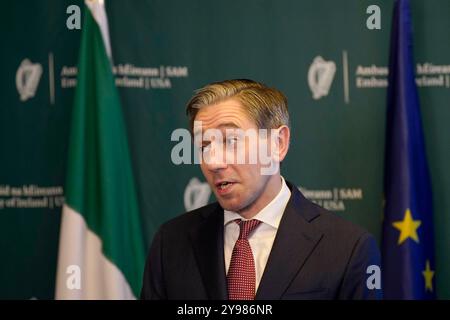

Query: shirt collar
[223,176,291,229]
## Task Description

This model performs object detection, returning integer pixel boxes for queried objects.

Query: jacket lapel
[255,183,324,299]
[189,204,228,300]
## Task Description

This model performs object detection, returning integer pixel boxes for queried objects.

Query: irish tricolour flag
[55,0,145,299]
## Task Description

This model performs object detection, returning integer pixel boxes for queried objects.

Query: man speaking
[140,79,382,300]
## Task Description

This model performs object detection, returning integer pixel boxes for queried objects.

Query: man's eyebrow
[217,122,241,129]
[194,122,241,133]
[193,122,242,138]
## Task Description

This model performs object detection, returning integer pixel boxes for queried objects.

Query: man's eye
[226,137,239,146]
[200,144,211,153]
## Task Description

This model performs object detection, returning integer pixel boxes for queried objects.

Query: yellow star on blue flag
[392,209,421,245]
[422,260,435,292]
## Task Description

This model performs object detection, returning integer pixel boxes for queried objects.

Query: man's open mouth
[215,181,235,190]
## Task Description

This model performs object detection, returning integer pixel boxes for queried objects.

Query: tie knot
[235,219,261,240]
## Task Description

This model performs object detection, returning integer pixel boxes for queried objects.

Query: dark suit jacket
[140,181,382,300]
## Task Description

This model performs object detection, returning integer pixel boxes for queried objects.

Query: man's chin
[217,199,243,213]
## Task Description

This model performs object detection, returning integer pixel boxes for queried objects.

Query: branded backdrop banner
[1,0,449,299]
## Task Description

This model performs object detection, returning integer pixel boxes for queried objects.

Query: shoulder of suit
[158,202,221,233]
[308,200,372,241]
[288,181,369,238]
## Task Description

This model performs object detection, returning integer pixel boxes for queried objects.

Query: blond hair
[186,79,290,132]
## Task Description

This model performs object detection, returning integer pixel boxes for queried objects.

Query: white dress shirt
[223,176,291,291]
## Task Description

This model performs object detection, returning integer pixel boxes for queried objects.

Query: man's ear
[274,125,290,163]
[278,125,290,162]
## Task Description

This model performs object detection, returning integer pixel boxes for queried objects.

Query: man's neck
[237,175,283,219]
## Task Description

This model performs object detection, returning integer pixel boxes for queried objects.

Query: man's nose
[204,146,228,172]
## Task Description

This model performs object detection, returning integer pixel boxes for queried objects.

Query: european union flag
[382,0,436,299]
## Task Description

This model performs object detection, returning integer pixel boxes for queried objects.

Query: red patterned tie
[227,219,262,300]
